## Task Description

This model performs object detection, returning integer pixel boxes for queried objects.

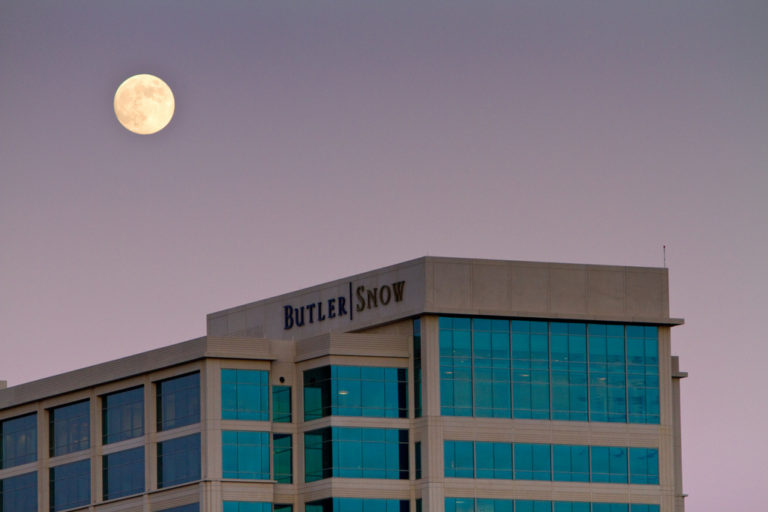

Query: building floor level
[0,257,686,512]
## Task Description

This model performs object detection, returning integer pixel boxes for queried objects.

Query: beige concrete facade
[0,257,685,512]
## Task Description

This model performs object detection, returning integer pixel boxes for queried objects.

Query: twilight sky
[1,1,766,509]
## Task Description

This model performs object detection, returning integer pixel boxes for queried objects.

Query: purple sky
[1,1,766,509]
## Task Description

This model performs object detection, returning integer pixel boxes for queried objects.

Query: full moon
[114,74,175,134]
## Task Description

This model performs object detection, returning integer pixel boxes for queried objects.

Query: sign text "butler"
[283,280,406,330]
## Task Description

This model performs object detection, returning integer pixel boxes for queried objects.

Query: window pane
[222,369,269,421]
[1,413,37,469]
[50,401,90,456]
[157,373,200,431]
[272,386,292,423]
[50,459,90,512]
[103,446,144,500]
[158,434,201,488]
[273,434,292,483]
[0,472,37,512]
[102,387,144,444]
[222,431,270,480]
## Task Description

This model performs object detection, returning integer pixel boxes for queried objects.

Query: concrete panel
[549,267,588,315]
[508,264,550,313]
[587,268,626,316]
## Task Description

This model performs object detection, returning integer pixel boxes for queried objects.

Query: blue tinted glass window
[272,386,292,423]
[157,373,200,431]
[440,318,473,416]
[304,427,408,481]
[552,445,589,482]
[158,433,201,488]
[590,446,628,483]
[514,444,551,480]
[627,329,659,424]
[445,498,475,512]
[275,506,294,512]
[1,413,37,469]
[629,448,659,485]
[414,318,423,418]
[50,400,90,456]
[158,505,200,512]
[222,369,269,421]
[415,441,422,479]
[551,324,588,421]
[630,506,660,512]
[307,498,408,512]
[592,505,629,512]
[553,503,590,512]
[304,366,407,420]
[103,446,144,500]
[473,319,511,418]
[515,501,552,512]
[475,442,513,479]
[273,433,292,483]
[512,327,549,420]
[102,387,144,444]
[50,459,90,511]
[444,440,474,478]
[0,472,37,512]
[222,431,270,479]
[223,502,272,512]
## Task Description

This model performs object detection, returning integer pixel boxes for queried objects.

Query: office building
[0,257,686,512]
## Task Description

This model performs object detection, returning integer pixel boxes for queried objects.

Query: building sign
[283,280,406,330]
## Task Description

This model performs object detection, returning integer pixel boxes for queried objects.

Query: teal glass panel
[50,400,90,456]
[444,440,474,478]
[274,505,294,512]
[0,472,37,512]
[304,428,330,482]
[553,502,590,512]
[1,413,37,469]
[551,323,588,421]
[305,427,407,481]
[514,444,551,480]
[473,319,511,418]
[414,318,423,417]
[627,329,659,424]
[157,373,200,431]
[50,459,90,511]
[307,498,408,512]
[592,505,629,512]
[222,369,269,421]
[476,442,513,479]
[629,448,659,485]
[552,445,589,482]
[512,324,550,420]
[223,502,271,512]
[103,446,144,500]
[515,501,552,512]
[272,386,292,422]
[273,433,292,483]
[158,433,201,487]
[445,498,476,512]
[440,317,473,416]
[477,499,513,512]
[304,366,406,420]
[590,446,628,483]
[102,386,144,444]
[630,506,660,512]
[304,366,331,420]
[222,431,270,479]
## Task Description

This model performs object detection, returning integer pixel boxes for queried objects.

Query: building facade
[0,257,686,512]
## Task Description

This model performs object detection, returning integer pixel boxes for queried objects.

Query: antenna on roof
[663,245,667,268]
